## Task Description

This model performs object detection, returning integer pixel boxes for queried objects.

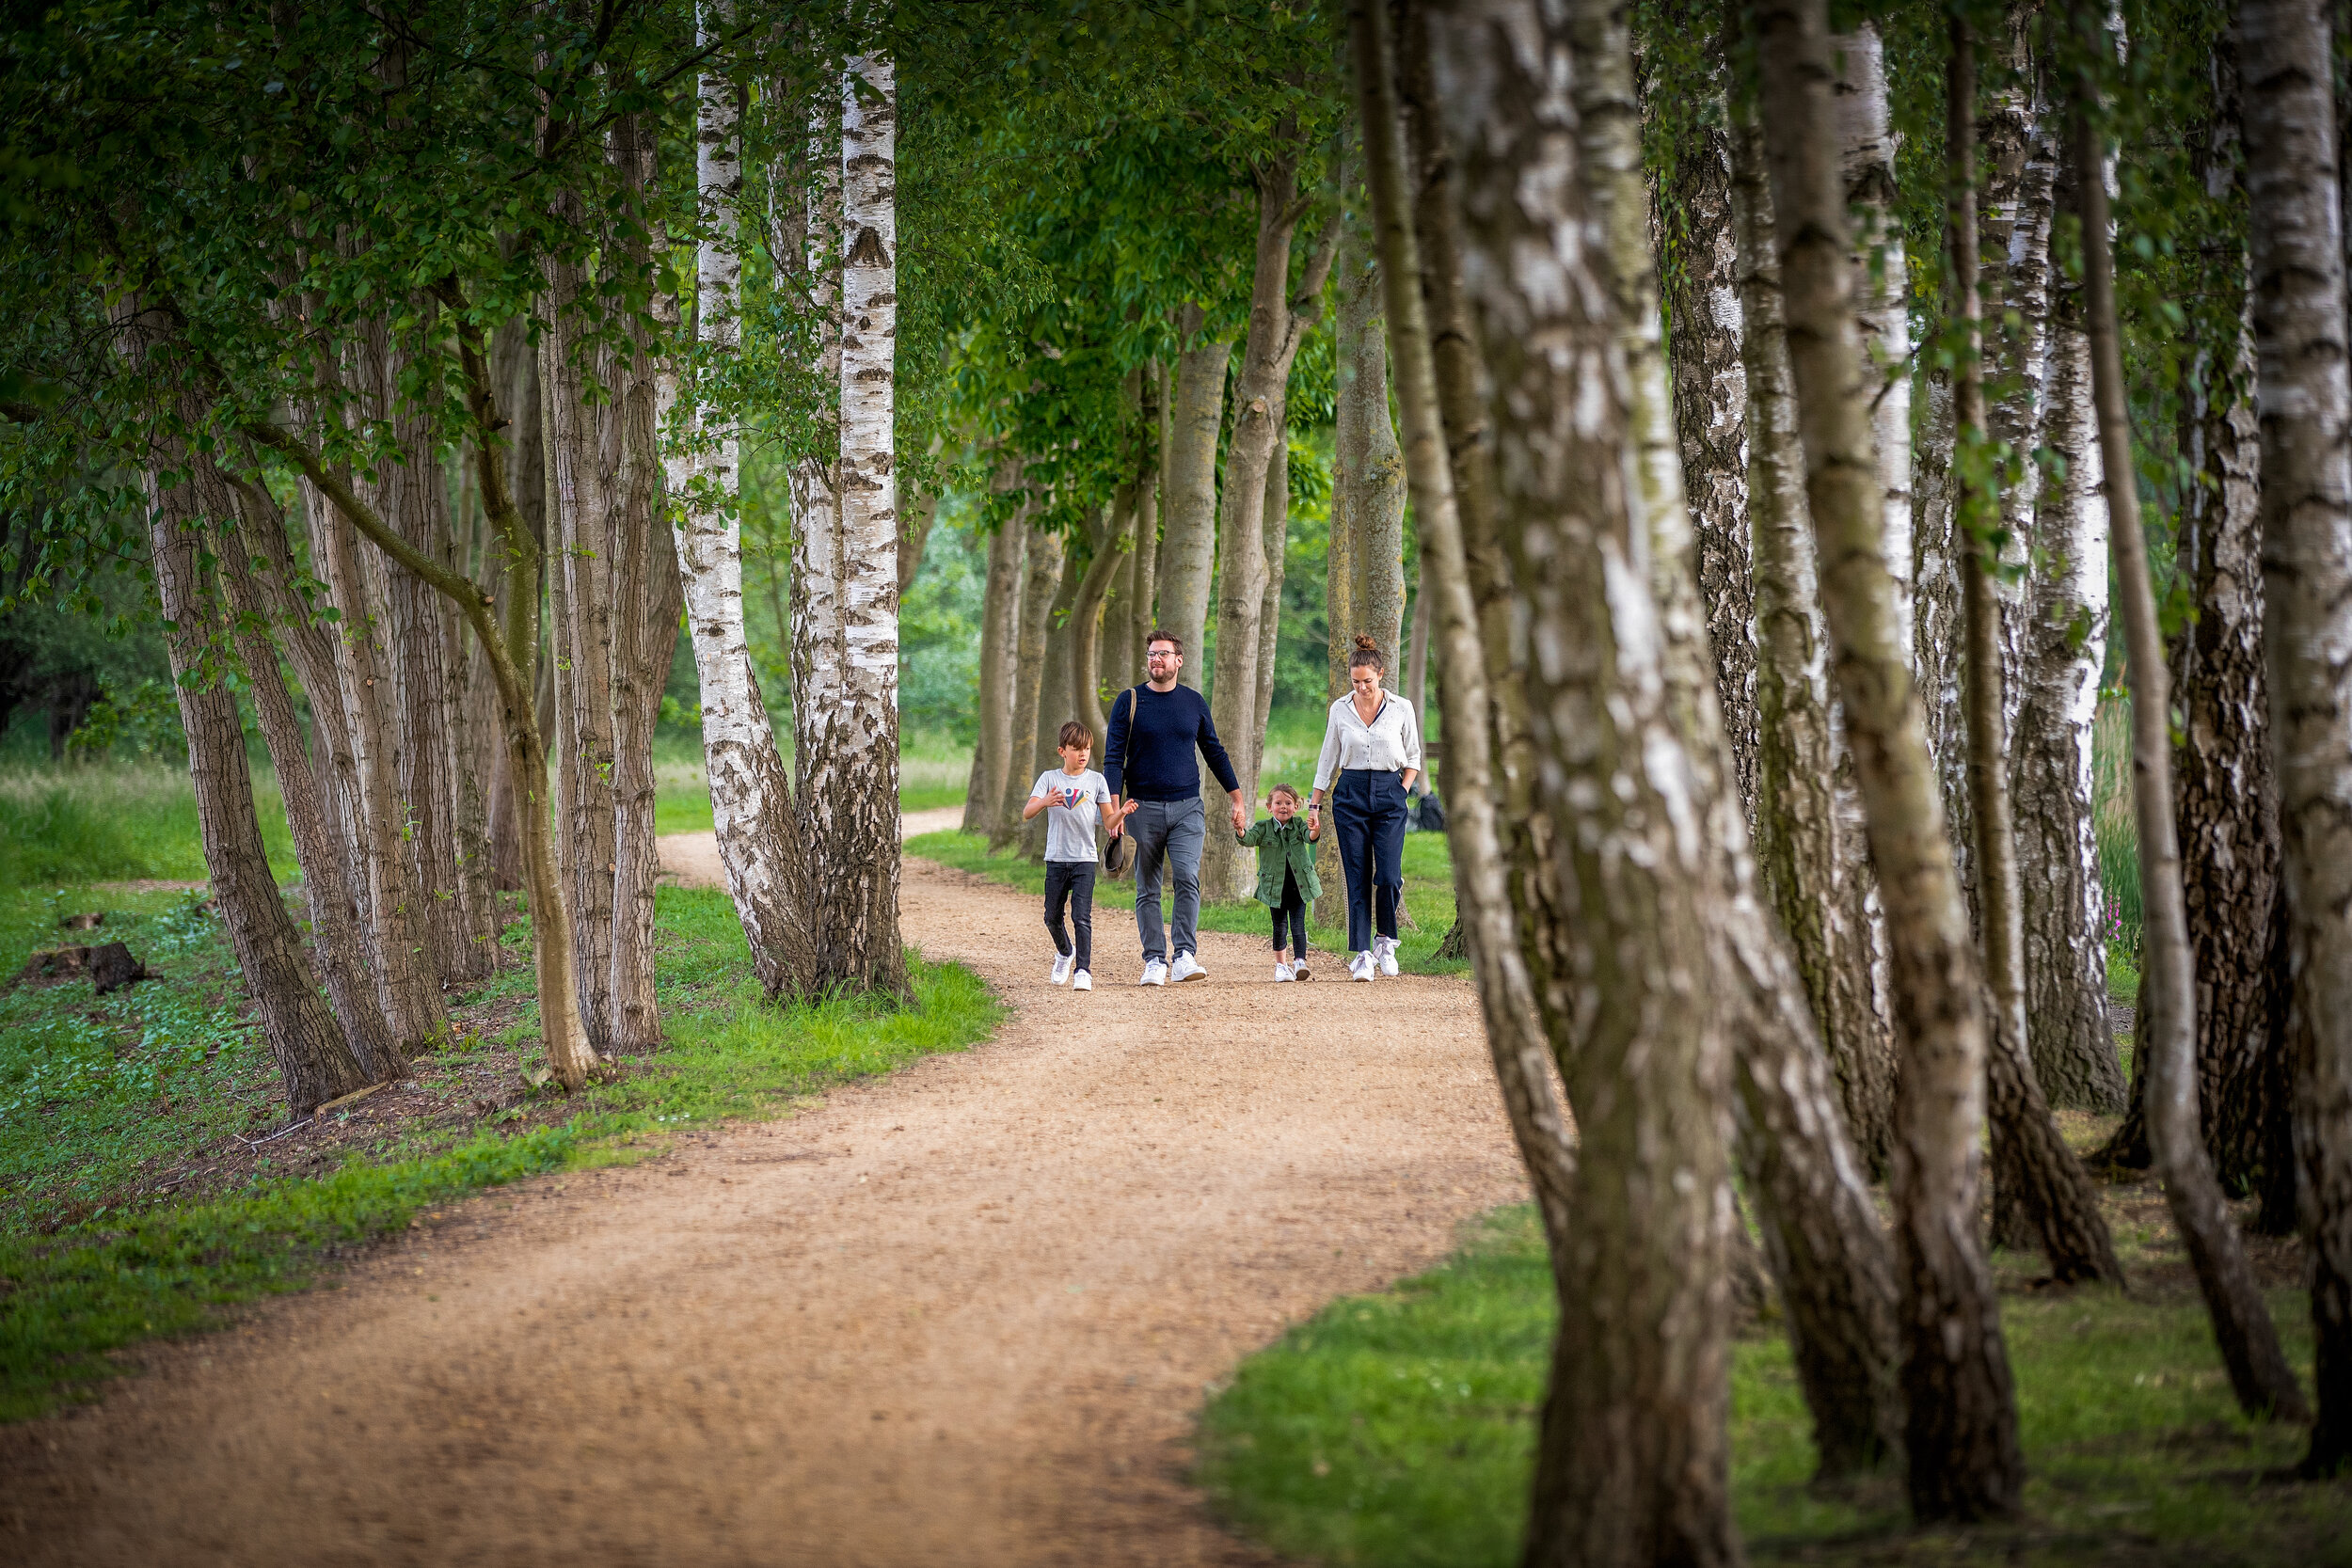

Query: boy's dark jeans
[1044,860,1096,972]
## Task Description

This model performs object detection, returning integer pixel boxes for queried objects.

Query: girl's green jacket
[1236,815,1323,908]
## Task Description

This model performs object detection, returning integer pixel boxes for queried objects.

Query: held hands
[1230,800,1248,835]
[1308,802,1321,841]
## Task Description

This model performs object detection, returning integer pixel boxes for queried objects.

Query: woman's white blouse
[1313,691,1423,791]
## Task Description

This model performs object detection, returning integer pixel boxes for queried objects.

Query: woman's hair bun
[1352,633,1379,654]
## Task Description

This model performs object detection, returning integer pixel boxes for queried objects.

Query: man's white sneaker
[1274,961,1295,982]
[1350,951,1375,982]
[1051,952,1074,986]
[1140,958,1169,987]
[1171,951,1207,983]
[1072,970,1092,992]
[1375,936,1401,977]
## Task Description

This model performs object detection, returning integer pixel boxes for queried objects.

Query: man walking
[1104,630,1247,985]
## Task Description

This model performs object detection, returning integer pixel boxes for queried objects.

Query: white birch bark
[667,1,811,997]
[817,52,907,994]
[790,102,847,813]
[1832,24,1915,650]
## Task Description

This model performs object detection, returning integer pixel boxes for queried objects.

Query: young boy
[1236,782,1321,981]
[1022,721,1136,991]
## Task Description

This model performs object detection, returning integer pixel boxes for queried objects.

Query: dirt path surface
[5,819,1526,1566]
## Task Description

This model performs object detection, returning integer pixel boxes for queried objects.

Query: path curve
[4,815,1525,1565]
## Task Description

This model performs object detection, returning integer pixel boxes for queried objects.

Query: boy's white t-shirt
[1029,768,1112,863]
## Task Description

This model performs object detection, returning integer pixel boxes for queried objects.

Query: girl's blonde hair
[1267,782,1302,806]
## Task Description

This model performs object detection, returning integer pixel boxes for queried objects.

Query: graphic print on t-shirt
[1029,768,1113,863]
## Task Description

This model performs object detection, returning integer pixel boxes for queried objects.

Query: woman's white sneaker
[1375,936,1400,977]
[1349,951,1375,982]
[1274,961,1295,982]
[1051,952,1074,986]
[1072,970,1092,991]
[1293,959,1313,981]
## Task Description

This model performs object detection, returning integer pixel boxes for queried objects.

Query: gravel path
[4,817,1526,1565]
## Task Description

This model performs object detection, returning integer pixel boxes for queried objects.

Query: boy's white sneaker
[1171,951,1207,983]
[1350,951,1375,982]
[1072,970,1092,991]
[1274,961,1294,982]
[1051,953,1074,986]
[1140,958,1168,987]
[1375,936,1401,977]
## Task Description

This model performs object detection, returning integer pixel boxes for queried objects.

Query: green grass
[0,880,1001,1421]
[650,728,976,834]
[1198,1207,2352,1567]
[0,764,295,889]
[906,822,1463,973]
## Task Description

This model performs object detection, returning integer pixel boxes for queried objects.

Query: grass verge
[0,883,1001,1422]
[1197,1205,2351,1567]
[906,825,1464,974]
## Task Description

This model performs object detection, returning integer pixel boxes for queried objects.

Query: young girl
[1236,782,1322,981]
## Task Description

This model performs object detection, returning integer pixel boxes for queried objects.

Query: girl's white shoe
[1274,961,1295,982]
[1349,951,1375,982]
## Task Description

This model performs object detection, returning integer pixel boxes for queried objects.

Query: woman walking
[1310,635,1422,982]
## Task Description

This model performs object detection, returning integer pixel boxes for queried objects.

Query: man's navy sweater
[1103,682,1240,801]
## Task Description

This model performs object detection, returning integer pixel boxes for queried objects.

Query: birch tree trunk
[1947,17,2123,1284]
[1730,105,1895,1174]
[144,428,374,1118]
[1395,0,1572,1255]
[1426,8,1738,1557]
[1755,0,2026,1520]
[1160,312,1228,689]
[1665,96,1758,818]
[668,2,815,998]
[1203,166,1341,900]
[810,51,908,996]
[2240,0,2352,1458]
[2012,135,2122,1110]
[1575,0,1903,1480]
[2077,9,2309,1423]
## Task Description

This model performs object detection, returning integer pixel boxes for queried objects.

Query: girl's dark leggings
[1271,900,1308,958]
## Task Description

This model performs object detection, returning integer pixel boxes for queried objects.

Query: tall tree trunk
[669,0,815,999]
[1396,0,1572,1257]
[1427,7,1740,1559]
[1755,0,2026,1521]
[969,489,1027,835]
[1576,0,1904,1481]
[1665,93,1758,821]
[1947,17,2123,1284]
[2078,5,2310,1423]
[812,51,908,997]
[994,528,1063,850]
[2239,0,2351,1457]
[2011,135,2122,1110]
[1358,0,1575,1350]
[216,485,403,1084]
[142,422,373,1119]
[1202,167,1342,900]
[1160,313,1229,689]
[1730,103,1897,1177]
[309,460,448,1053]
[1129,360,1165,673]
[1252,412,1288,756]
[1073,499,1132,752]
[1025,537,1086,861]
[485,323,544,893]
